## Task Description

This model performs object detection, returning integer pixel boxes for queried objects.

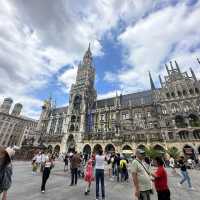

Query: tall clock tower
[61,44,97,152]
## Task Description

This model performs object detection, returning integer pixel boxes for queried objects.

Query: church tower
[61,44,97,152]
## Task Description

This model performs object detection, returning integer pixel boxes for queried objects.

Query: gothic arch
[67,134,76,153]
[48,145,53,153]
[105,144,115,153]
[177,130,189,140]
[182,101,192,112]
[175,115,187,128]
[171,103,180,113]
[83,144,92,155]
[73,95,82,110]
[137,144,146,150]
[122,145,133,150]
[54,145,60,154]
[93,144,103,154]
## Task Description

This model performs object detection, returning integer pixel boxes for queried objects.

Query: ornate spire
[190,67,197,82]
[83,43,92,66]
[149,71,156,90]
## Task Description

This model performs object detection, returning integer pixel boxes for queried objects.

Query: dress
[84,159,94,183]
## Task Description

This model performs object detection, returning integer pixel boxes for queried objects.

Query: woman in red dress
[84,158,94,195]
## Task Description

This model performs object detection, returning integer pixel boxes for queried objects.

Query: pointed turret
[165,64,170,75]
[83,43,93,66]
[149,71,156,90]
[174,60,181,73]
[190,67,197,82]
[197,57,200,65]
[170,61,173,70]
[159,75,163,87]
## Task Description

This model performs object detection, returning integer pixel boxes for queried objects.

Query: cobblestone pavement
[6,161,200,200]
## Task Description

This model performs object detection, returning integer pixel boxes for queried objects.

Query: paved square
[7,161,200,200]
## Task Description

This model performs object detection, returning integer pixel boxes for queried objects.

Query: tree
[145,146,165,159]
[167,147,180,159]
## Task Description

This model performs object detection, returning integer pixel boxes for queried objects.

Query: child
[84,158,94,195]
[41,155,54,193]
[32,160,37,175]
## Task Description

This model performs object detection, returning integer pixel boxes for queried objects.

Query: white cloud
[1,0,200,119]
[105,1,200,90]
[0,0,138,118]
[58,66,78,93]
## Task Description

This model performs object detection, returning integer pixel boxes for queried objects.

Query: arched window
[69,124,75,132]
[71,115,76,122]
[189,89,194,95]
[171,92,175,98]
[171,104,180,113]
[73,95,82,110]
[161,106,167,115]
[177,91,182,97]
[183,90,187,96]
[166,93,170,98]
[183,102,191,112]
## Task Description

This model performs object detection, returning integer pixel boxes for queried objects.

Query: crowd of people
[0,145,199,200]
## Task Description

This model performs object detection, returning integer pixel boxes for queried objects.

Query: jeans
[180,170,192,188]
[96,169,105,199]
[116,166,120,182]
[71,168,78,185]
[139,190,151,200]
[41,167,51,191]
[157,189,170,200]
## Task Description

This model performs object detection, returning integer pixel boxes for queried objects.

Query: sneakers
[41,190,45,193]
[188,187,195,191]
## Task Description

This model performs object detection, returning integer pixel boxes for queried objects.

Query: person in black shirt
[178,156,193,190]
[114,154,121,182]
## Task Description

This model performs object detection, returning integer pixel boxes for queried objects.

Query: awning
[122,150,133,154]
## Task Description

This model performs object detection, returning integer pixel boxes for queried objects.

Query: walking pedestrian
[35,152,42,172]
[95,149,105,200]
[0,147,15,200]
[131,149,152,200]
[84,158,94,195]
[64,154,68,172]
[69,151,81,186]
[41,155,54,193]
[169,156,176,174]
[120,156,128,182]
[151,157,170,200]
[178,156,194,190]
[40,151,49,173]
[115,153,121,182]
[32,160,37,176]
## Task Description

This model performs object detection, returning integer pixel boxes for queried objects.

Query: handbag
[135,159,154,194]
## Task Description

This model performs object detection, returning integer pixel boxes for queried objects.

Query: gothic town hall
[37,45,200,159]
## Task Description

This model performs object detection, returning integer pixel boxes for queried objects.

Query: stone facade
[37,45,200,158]
[0,98,38,147]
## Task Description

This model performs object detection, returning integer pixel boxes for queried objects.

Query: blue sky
[0,0,200,119]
